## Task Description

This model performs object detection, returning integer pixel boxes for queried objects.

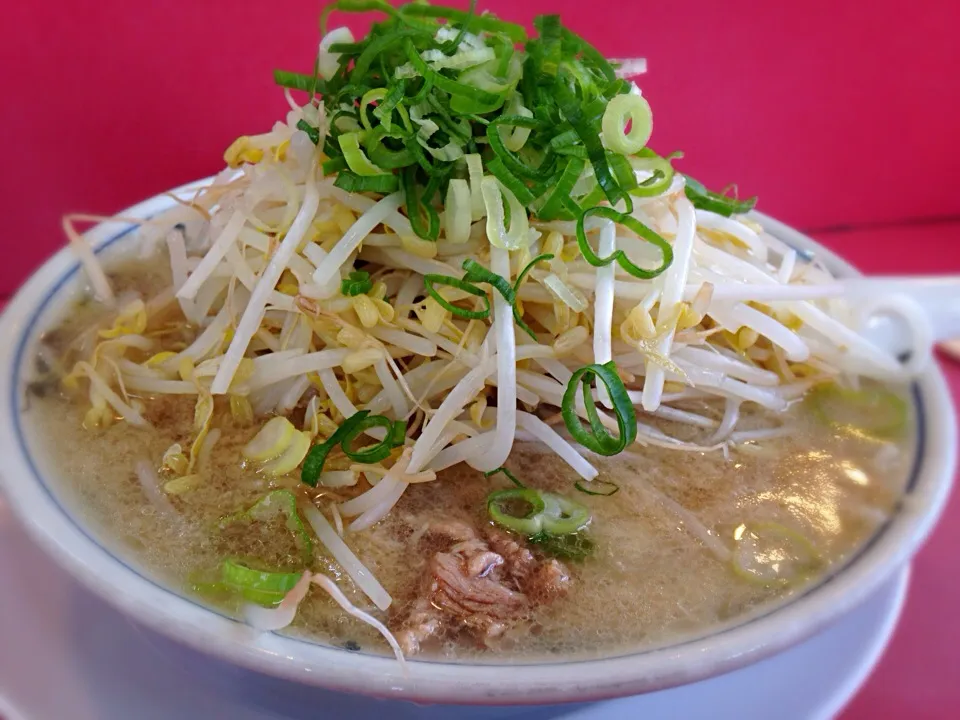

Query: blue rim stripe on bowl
[9,220,926,665]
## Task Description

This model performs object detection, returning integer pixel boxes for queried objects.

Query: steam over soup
[27,1,924,663]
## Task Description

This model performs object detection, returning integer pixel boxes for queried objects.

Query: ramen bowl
[0,179,954,705]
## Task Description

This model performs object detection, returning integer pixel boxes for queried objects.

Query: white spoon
[844,275,960,368]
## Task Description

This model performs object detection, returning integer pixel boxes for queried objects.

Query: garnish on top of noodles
[59,1,923,654]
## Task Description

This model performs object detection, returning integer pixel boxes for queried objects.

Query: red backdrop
[2,1,960,716]
[2,0,959,293]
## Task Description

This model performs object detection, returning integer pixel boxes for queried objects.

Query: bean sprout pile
[59,1,922,650]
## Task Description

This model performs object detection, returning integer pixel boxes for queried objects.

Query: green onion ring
[221,559,303,607]
[483,466,525,487]
[273,69,323,93]
[539,492,591,535]
[422,274,491,319]
[301,410,371,487]
[486,116,556,181]
[340,414,405,463]
[404,40,504,109]
[402,166,441,240]
[683,175,757,217]
[576,205,673,280]
[562,361,637,456]
[536,156,586,220]
[333,171,400,194]
[487,488,547,535]
[217,490,314,564]
[485,157,536,206]
[399,3,528,43]
[514,253,554,292]
[296,119,320,145]
[340,270,373,296]
[574,479,619,496]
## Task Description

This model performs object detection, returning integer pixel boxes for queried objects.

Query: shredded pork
[394,520,569,655]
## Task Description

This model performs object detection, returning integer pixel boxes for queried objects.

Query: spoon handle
[844,276,960,343]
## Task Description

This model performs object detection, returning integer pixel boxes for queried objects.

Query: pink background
[1,0,959,716]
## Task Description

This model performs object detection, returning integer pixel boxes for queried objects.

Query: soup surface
[23,257,915,662]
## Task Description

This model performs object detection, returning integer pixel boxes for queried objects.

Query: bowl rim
[0,178,955,705]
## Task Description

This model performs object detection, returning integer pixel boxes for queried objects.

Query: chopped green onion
[487,116,555,181]
[481,176,530,251]
[576,205,673,279]
[437,0,478,53]
[487,488,547,535]
[575,479,619,496]
[321,0,400,36]
[423,274,491,319]
[461,258,537,340]
[351,27,432,84]
[559,26,615,85]
[512,253,554,340]
[807,383,908,439]
[607,152,639,193]
[486,488,591,536]
[461,259,515,305]
[338,132,389,176]
[399,3,528,43]
[539,492,591,535]
[359,87,389,132]
[372,81,407,132]
[302,411,406,486]
[555,77,626,208]
[732,522,820,586]
[273,69,323,93]
[601,94,653,155]
[283,6,752,248]
[683,175,757,217]
[322,156,348,175]
[221,559,303,607]
[334,170,400,194]
[443,178,472,244]
[562,361,637,456]
[536,156,585,221]
[514,253,554,292]
[218,490,314,565]
[296,119,321,145]
[485,156,536,206]
[389,419,408,446]
[528,531,594,561]
[364,127,416,170]
[628,149,675,198]
[302,410,371,486]
[340,414,406,463]
[483,466,525,487]
[534,15,563,77]
[402,166,441,241]
[341,270,373,296]
[404,39,506,113]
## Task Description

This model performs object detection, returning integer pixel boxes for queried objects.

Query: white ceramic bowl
[0,180,955,705]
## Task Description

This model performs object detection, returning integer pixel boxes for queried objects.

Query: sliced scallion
[574,479,619,496]
[576,206,673,280]
[302,410,406,486]
[423,273,491,319]
[562,361,637,456]
[340,415,407,463]
[217,490,314,565]
[221,559,303,607]
[483,466,525,487]
[341,270,373,297]
[683,175,757,217]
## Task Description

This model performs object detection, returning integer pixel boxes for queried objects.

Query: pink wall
[1,2,960,715]
[2,1,959,293]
